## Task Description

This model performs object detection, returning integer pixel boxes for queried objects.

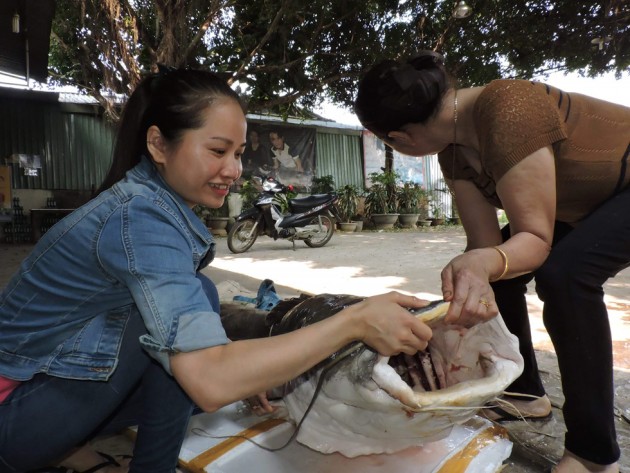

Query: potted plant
[396,182,429,228]
[352,213,365,232]
[193,204,211,224]
[272,185,297,215]
[430,193,446,226]
[364,170,399,229]
[449,190,462,225]
[335,184,361,232]
[239,178,261,212]
[417,187,432,227]
[311,174,335,194]
[205,201,230,235]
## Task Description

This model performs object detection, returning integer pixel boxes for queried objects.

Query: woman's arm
[171,292,432,413]
[441,146,556,325]
[496,145,555,272]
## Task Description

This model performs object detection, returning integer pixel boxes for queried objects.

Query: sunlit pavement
[206,227,630,371]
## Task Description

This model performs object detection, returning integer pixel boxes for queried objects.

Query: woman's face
[383,120,449,157]
[269,132,285,149]
[248,130,260,144]
[154,99,246,209]
[386,134,446,157]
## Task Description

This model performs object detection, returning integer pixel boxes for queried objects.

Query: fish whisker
[192,341,365,452]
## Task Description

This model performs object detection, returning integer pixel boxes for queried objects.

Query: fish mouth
[385,301,450,395]
[373,300,523,412]
[268,295,523,457]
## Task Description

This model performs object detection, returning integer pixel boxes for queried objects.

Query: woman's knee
[534,257,560,297]
[535,248,602,303]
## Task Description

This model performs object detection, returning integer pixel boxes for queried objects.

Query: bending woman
[354,51,629,473]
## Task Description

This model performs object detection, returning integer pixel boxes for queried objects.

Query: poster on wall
[18,154,42,177]
[243,122,316,191]
[0,166,11,209]
[361,130,427,186]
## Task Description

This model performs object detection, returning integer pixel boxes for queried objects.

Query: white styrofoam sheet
[174,403,512,473]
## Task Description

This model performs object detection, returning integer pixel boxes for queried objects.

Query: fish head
[277,296,524,457]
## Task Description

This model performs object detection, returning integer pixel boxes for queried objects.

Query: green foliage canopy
[48,0,629,119]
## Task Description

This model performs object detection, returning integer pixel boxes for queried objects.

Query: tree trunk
[385,144,394,173]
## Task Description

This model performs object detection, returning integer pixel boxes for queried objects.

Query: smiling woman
[0,69,249,472]
[0,68,439,473]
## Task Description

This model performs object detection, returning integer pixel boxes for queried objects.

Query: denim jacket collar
[130,156,216,264]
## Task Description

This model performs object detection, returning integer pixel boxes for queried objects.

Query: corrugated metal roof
[0,85,367,193]
[247,113,363,135]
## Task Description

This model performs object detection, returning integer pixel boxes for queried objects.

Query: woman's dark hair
[354,50,451,138]
[97,68,243,193]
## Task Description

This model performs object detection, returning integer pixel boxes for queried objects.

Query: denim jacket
[0,157,228,381]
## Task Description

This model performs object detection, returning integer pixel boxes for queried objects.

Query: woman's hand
[441,249,499,326]
[346,292,433,356]
[244,391,276,416]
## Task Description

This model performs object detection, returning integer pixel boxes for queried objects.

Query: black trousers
[492,186,630,465]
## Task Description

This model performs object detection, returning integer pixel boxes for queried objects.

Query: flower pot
[418,219,432,227]
[371,213,399,230]
[352,219,364,232]
[206,217,230,236]
[430,218,446,226]
[398,213,419,228]
[338,222,358,232]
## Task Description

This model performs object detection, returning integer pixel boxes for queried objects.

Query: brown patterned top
[439,79,630,224]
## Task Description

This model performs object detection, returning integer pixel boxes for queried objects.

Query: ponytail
[97,77,157,194]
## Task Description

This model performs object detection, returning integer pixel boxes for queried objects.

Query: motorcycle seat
[290,194,335,211]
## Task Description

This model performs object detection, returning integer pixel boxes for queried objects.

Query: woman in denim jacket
[0,69,433,473]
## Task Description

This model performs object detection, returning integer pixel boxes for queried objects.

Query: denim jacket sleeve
[98,195,228,374]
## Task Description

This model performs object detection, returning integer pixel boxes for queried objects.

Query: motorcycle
[227,176,340,254]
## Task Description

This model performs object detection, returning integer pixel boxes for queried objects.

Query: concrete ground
[1,226,628,472]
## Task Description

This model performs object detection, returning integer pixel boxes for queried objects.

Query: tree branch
[229,0,291,84]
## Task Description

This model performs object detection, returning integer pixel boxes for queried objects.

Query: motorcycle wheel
[227,219,258,254]
[304,214,335,248]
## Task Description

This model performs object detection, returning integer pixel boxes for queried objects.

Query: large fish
[220,293,524,458]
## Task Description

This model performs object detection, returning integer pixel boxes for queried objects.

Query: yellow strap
[437,424,509,472]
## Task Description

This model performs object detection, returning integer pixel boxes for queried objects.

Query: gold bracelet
[489,246,509,282]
